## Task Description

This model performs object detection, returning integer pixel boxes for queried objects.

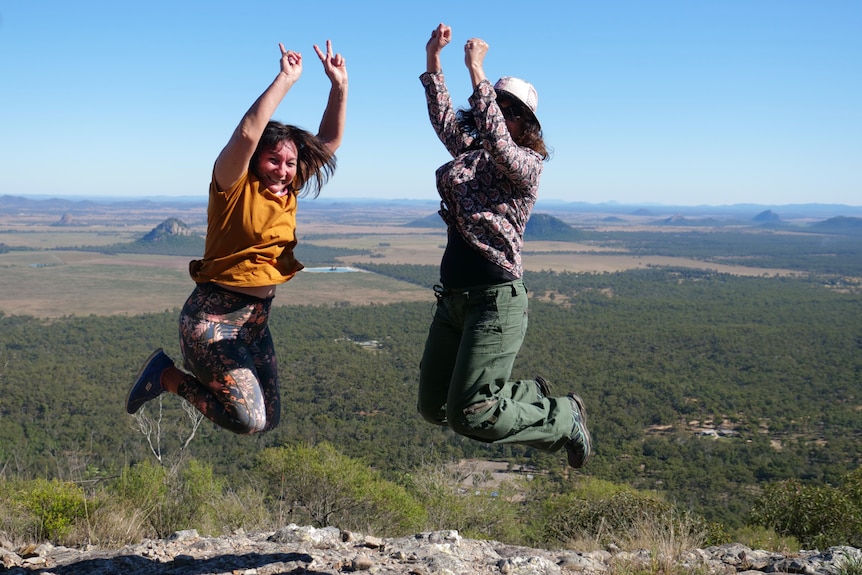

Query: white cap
[494,76,540,127]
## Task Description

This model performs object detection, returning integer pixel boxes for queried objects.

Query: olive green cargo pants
[417,280,574,452]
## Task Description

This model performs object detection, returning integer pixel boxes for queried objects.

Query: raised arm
[421,23,476,156]
[214,44,303,191]
[426,23,451,73]
[463,37,488,89]
[314,40,348,155]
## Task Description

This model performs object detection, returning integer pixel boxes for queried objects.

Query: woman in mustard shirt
[126,40,347,434]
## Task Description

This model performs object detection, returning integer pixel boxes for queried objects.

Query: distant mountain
[525,213,581,241]
[655,214,689,225]
[113,218,205,255]
[404,212,582,242]
[0,195,39,207]
[653,214,720,226]
[404,213,445,228]
[70,218,207,256]
[52,213,80,227]
[141,218,195,241]
[809,216,862,235]
[753,210,781,223]
[0,195,97,212]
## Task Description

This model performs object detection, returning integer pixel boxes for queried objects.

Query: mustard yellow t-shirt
[189,171,304,287]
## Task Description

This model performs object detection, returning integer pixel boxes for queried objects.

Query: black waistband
[197,282,272,303]
[433,281,523,300]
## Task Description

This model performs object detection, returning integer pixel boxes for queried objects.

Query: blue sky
[1,1,859,206]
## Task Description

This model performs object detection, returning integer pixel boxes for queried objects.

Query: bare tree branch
[180,400,204,451]
[133,398,164,464]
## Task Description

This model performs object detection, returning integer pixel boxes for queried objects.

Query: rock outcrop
[1,526,860,574]
[53,213,76,226]
[141,218,194,242]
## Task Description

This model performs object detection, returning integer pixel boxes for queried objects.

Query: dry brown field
[0,204,803,318]
[299,221,803,278]
[0,251,430,318]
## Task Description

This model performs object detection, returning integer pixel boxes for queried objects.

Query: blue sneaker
[565,392,593,469]
[126,349,173,414]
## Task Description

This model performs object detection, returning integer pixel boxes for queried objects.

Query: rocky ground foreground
[2,525,860,575]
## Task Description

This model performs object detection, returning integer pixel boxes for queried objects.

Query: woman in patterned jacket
[417,23,592,468]
[125,39,347,434]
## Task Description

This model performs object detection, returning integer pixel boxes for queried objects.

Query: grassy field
[0,229,142,249]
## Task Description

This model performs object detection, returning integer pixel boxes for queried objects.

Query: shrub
[538,488,708,552]
[405,461,524,543]
[109,459,168,538]
[211,483,272,534]
[748,473,861,548]
[109,458,228,538]
[172,459,227,536]
[256,442,426,536]
[0,479,30,545]
[66,499,148,547]
[2,478,89,543]
[113,459,168,505]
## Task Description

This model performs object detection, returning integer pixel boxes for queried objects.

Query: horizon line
[2,193,861,210]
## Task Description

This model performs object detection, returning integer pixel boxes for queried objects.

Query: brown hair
[456,106,549,160]
[250,121,337,198]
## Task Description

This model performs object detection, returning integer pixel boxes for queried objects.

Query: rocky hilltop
[141,217,195,241]
[2,525,860,575]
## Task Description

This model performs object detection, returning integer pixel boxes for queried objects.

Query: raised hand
[427,23,451,55]
[314,40,348,88]
[463,38,488,70]
[278,43,303,85]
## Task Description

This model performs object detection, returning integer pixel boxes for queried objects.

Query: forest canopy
[0,266,859,528]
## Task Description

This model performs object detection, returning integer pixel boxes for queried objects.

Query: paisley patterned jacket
[420,71,543,279]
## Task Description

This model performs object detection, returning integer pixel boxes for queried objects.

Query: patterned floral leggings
[177,282,280,434]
